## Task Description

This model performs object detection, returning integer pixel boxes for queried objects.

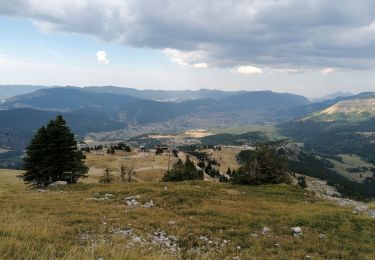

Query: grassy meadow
[330,154,375,183]
[84,152,179,183]
[0,169,374,259]
[203,147,241,173]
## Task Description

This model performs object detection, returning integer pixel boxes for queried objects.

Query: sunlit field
[0,169,374,259]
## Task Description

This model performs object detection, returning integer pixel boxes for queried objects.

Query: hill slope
[0,169,374,259]
[0,108,125,150]
[0,85,48,100]
[306,96,375,122]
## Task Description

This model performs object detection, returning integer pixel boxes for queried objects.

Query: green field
[211,124,283,140]
[0,169,374,259]
[330,154,374,182]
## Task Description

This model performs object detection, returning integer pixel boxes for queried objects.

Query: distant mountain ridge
[312,91,354,103]
[1,87,310,126]
[85,86,242,101]
[304,95,375,122]
[0,85,50,101]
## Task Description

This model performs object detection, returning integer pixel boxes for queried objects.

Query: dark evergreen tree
[226,167,232,177]
[21,115,88,187]
[162,156,203,181]
[231,144,290,185]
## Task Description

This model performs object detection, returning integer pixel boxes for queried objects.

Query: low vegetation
[0,169,374,259]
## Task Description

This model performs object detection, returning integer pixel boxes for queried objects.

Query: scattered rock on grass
[143,200,155,208]
[132,236,143,243]
[151,230,179,254]
[125,196,141,207]
[291,227,303,237]
[262,226,271,236]
[110,227,133,236]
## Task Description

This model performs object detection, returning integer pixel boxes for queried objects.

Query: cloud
[96,50,109,65]
[271,68,305,74]
[321,68,336,75]
[233,66,263,74]
[163,48,209,68]
[2,1,375,70]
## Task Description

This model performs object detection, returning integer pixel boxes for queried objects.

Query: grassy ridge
[0,169,374,259]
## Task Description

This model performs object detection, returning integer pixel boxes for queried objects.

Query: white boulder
[48,181,67,187]
[291,227,303,237]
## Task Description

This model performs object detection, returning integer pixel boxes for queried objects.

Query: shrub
[297,176,308,188]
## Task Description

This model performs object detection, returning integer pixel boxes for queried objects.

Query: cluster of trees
[346,166,374,173]
[279,118,375,165]
[287,152,375,200]
[179,146,210,162]
[230,144,291,185]
[200,132,268,146]
[99,165,136,183]
[278,119,375,200]
[107,143,131,154]
[80,142,132,154]
[21,116,88,187]
[162,156,203,181]
[204,162,221,179]
[179,144,292,185]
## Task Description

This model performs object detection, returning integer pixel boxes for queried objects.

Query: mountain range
[0,86,310,126]
[0,85,374,153]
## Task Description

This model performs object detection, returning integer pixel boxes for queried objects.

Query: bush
[99,168,113,183]
[297,176,308,188]
[162,156,203,181]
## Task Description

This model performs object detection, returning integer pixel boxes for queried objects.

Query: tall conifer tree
[21,115,88,187]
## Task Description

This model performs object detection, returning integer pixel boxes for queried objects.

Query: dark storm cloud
[1,0,375,70]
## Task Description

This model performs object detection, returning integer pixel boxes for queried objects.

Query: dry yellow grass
[0,169,374,259]
[84,152,178,183]
[204,147,241,173]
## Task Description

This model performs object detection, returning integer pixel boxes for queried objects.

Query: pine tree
[100,168,113,183]
[231,144,290,185]
[21,115,88,187]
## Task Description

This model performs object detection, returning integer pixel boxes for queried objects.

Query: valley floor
[0,169,374,259]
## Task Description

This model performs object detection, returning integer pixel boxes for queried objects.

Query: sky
[0,0,375,98]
